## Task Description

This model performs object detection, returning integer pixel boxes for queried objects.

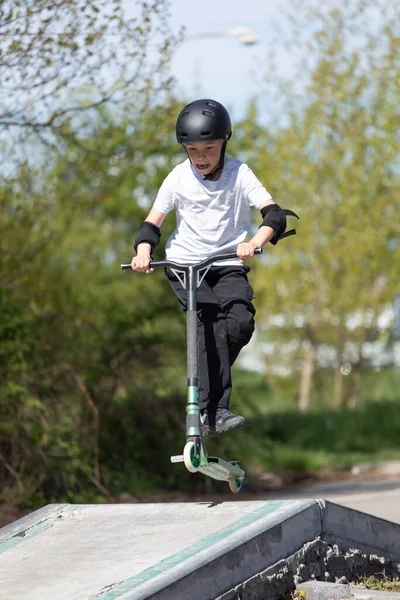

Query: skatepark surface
[1,497,400,600]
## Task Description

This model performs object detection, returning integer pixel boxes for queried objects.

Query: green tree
[246,0,399,410]
[0,103,189,504]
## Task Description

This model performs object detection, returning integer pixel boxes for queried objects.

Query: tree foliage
[249,0,400,410]
[0,103,188,504]
[0,0,181,163]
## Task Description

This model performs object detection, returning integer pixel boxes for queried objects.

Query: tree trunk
[333,366,344,408]
[297,343,317,413]
[345,344,365,408]
[333,330,346,409]
[345,369,362,408]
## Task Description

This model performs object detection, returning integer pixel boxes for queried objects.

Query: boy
[131,99,296,435]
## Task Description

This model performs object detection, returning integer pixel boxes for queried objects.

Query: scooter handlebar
[121,248,262,271]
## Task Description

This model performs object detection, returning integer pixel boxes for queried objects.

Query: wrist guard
[260,204,299,245]
[134,221,161,254]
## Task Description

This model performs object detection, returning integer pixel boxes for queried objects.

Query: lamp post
[184,26,259,47]
[226,27,259,46]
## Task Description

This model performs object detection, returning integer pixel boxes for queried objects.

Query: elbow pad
[134,221,161,254]
[260,204,299,245]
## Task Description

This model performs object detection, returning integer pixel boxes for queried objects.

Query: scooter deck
[198,456,245,482]
[170,453,245,483]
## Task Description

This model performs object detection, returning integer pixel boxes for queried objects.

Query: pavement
[326,487,400,525]
[265,476,400,524]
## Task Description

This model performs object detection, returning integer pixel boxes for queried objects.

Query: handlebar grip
[120,261,168,270]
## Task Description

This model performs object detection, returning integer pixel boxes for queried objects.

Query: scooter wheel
[183,441,200,473]
[228,478,242,493]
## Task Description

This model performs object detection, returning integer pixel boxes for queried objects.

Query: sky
[124,0,295,122]
[122,0,390,124]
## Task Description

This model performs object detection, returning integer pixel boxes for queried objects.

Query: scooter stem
[186,266,201,439]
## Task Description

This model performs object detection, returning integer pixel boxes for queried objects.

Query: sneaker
[200,408,245,436]
[200,411,211,436]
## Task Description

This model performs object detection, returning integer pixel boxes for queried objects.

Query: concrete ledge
[0,500,399,600]
[352,589,400,600]
[296,580,351,599]
[296,581,400,600]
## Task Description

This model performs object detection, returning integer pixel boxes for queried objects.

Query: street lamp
[227,27,259,46]
[184,26,259,47]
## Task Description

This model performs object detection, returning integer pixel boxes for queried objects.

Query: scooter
[121,249,262,493]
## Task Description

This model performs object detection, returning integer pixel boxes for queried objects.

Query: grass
[245,399,400,477]
[207,368,400,486]
[357,572,400,592]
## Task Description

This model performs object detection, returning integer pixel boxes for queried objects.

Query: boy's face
[184,139,224,176]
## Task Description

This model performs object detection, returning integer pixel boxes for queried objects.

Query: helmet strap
[182,140,228,181]
[203,141,227,181]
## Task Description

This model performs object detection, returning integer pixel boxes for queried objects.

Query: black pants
[166,266,256,414]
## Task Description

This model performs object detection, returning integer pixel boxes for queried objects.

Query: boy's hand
[131,244,154,273]
[236,242,258,261]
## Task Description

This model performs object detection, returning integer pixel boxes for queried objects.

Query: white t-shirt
[153,155,272,265]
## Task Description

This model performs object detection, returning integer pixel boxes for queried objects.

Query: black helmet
[176,99,232,144]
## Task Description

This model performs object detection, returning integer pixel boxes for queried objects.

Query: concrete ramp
[1,500,400,600]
